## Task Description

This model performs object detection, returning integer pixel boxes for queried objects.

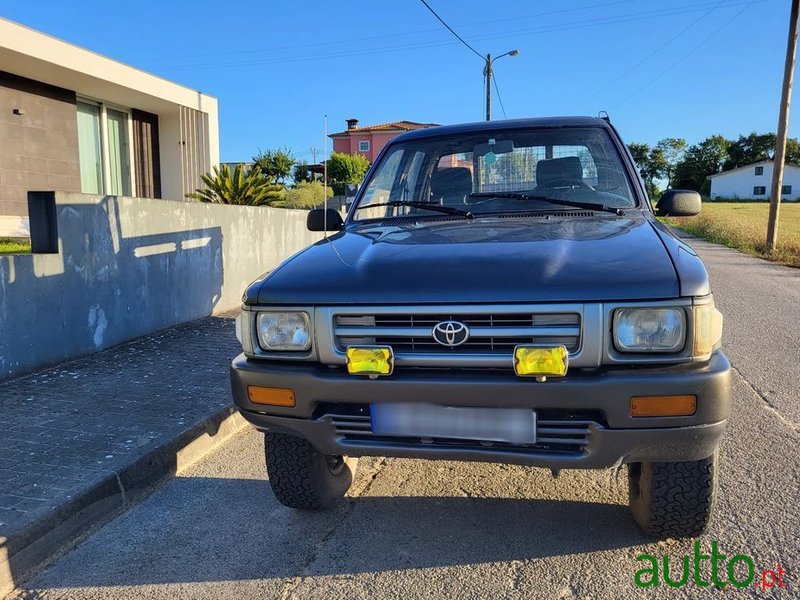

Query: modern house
[329,119,438,163]
[708,160,800,200]
[0,17,219,234]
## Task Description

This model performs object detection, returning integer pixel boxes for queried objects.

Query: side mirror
[307,208,343,232]
[657,189,701,217]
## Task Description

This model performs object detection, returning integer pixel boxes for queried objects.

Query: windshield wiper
[468,192,625,216]
[354,200,474,219]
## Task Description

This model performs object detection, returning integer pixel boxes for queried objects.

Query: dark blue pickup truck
[231,117,729,539]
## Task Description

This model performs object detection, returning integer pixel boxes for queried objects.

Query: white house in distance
[708,160,800,201]
[0,17,219,236]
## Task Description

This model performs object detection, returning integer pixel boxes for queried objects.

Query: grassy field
[665,202,800,267]
[0,238,31,255]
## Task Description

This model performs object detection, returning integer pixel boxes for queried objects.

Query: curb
[1,406,248,598]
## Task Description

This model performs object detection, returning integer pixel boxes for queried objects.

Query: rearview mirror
[474,139,514,156]
[307,208,343,232]
[657,190,701,217]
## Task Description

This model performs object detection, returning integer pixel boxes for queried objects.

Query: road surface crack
[731,364,799,433]
[279,457,388,600]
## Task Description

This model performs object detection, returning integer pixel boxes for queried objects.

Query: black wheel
[628,452,717,539]
[264,432,358,510]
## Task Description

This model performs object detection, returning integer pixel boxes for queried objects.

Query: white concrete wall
[710,163,800,200]
[0,192,323,380]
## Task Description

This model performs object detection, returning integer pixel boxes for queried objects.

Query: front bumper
[230,351,731,469]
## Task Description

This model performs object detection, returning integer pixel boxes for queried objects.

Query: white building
[0,17,219,233]
[708,160,800,201]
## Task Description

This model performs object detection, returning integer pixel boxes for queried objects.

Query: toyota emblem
[432,321,470,347]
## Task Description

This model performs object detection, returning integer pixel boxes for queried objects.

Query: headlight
[693,303,723,357]
[256,312,311,351]
[613,308,686,353]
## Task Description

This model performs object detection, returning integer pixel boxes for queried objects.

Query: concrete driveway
[12,237,799,599]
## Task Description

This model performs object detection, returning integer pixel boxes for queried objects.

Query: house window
[753,186,766,195]
[358,140,370,152]
[76,102,104,194]
[782,184,792,195]
[755,166,764,176]
[76,99,134,196]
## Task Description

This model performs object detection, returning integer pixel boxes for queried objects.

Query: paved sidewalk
[0,311,243,595]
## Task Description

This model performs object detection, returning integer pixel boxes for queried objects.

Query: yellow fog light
[513,345,569,381]
[346,346,393,377]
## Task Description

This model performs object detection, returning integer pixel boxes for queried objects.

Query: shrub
[327,151,369,190]
[282,181,334,209]
[187,164,284,206]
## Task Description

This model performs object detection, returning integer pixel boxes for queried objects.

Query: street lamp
[484,49,519,121]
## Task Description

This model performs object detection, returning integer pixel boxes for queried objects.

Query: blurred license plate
[370,403,536,444]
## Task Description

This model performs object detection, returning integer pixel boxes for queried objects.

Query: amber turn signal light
[247,386,296,407]
[630,395,697,417]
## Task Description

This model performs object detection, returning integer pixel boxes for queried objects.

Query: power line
[492,71,508,119]
[418,0,484,60]
[133,0,638,65]
[150,0,768,73]
[577,0,728,108]
[610,0,757,109]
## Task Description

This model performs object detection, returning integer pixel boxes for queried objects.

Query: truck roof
[393,116,612,142]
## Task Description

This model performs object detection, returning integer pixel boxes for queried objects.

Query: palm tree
[187,164,284,206]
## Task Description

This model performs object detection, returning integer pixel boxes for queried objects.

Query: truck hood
[250,215,681,305]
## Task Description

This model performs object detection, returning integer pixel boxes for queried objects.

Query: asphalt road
[13,236,800,600]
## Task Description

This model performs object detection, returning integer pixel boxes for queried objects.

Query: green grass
[0,238,31,255]
[664,202,800,267]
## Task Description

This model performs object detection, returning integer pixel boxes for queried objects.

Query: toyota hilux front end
[230,117,731,538]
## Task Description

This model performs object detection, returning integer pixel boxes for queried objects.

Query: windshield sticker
[484,151,497,166]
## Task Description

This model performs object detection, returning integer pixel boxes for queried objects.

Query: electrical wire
[419,0,484,60]
[145,0,767,72]
[577,0,729,108]
[610,0,757,108]
[492,71,508,119]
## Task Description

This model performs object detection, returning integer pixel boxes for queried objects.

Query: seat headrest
[431,167,472,196]
[536,156,583,186]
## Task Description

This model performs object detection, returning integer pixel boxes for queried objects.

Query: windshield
[352,126,637,221]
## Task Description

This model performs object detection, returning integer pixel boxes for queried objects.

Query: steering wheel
[538,178,595,191]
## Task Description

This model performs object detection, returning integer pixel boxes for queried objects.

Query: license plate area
[370,403,536,445]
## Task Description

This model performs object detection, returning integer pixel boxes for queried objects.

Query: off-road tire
[265,432,357,510]
[628,452,717,539]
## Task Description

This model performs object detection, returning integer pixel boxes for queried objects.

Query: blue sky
[3,0,793,163]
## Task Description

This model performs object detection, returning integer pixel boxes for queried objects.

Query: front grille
[326,410,600,456]
[334,311,581,355]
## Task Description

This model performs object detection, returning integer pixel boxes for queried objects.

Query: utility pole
[310,146,318,164]
[485,53,492,121]
[767,0,800,253]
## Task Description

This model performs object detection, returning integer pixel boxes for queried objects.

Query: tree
[327,151,370,194]
[655,138,687,188]
[293,162,313,184]
[673,135,731,194]
[724,133,776,170]
[253,148,295,183]
[187,164,284,206]
[628,143,666,198]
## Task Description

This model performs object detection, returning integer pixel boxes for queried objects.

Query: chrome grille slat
[333,310,582,358]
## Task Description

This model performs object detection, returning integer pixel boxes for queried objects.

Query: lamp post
[484,49,519,121]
